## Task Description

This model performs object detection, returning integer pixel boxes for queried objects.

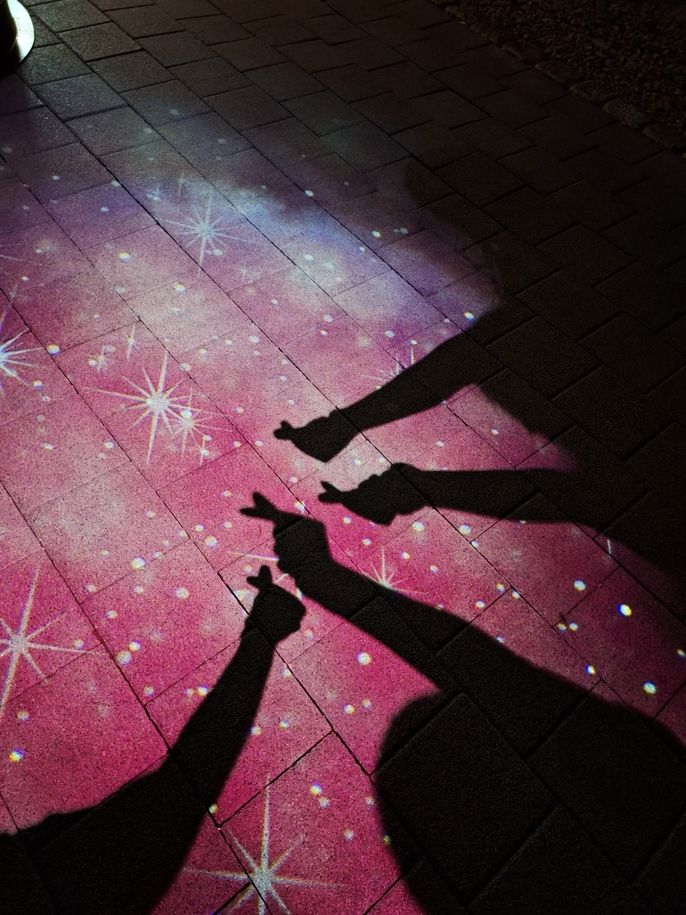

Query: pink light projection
[1,24,685,912]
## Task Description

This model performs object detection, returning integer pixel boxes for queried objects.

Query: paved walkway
[0,0,685,911]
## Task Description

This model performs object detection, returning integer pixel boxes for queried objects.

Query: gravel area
[440,0,686,139]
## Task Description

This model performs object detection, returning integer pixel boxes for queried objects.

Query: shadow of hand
[246,565,305,643]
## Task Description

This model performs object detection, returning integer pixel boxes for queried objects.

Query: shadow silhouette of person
[243,492,686,912]
[0,566,305,913]
[274,300,686,604]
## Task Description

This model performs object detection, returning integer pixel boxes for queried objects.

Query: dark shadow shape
[243,493,686,913]
[0,567,305,914]
[276,302,686,610]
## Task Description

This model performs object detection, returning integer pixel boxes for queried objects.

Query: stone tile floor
[0,0,685,911]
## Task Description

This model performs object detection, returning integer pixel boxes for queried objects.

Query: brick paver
[1,0,685,911]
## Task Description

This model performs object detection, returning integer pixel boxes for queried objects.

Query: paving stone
[487,316,597,398]
[531,684,686,876]
[18,43,90,85]
[485,187,575,245]
[438,151,523,206]
[208,85,288,130]
[215,37,286,70]
[91,50,170,92]
[108,5,182,38]
[564,147,641,195]
[516,269,618,339]
[376,694,552,899]
[124,80,209,125]
[589,121,662,165]
[548,178,635,233]
[473,807,644,912]
[437,62,501,100]
[184,13,251,44]
[246,13,313,46]
[374,60,443,98]
[61,22,140,60]
[33,0,106,32]
[170,57,250,97]
[306,12,366,43]
[519,114,594,159]
[354,93,429,135]
[248,61,321,100]
[35,74,123,121]
[553,367,664,458]
[539,225,631,287]
[394,122,471,170]
[324,121,406,172]
[139,31,215,66]
[0,107,73,157]
[317,62,387,101]
[464,230,556,293]
[11,142,111,203]
[500,146,578,194]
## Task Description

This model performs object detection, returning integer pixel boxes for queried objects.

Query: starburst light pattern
[187,785,332,913]
[167,191,255,268]
[0,569,85,719]
[0,310,40,395]
[369,546,413,595]
[93,352,216,465]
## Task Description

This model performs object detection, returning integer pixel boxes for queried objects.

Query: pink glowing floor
[1,0,686,911]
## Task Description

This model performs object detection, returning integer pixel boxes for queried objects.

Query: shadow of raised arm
[1,567,304,914]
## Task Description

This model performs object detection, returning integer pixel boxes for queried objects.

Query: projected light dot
[197,686,209,697]
[371,230,381,238]
[304,189,314,197]
[46,343,60,355]
[278,719,290,729]
[175,587,189,600]
[458,524,472,535]
[643,681,657,695]
[569,622,578,631]
[586,664,596,675]
[678,648,685,659]
[204,535,218,547]
[342,516,352,525]
[618,603,632,617]
[129,641,141,652]
[134,585,144,595]
[574,580,586,591]
[16,710,29,722]
[106,610,117,620]
[131,557,145,570]
[401,551,410,560]
[412,521,425,532]
[194,524,204,532]
[117,650,132,665]
[362,698,372,709]
[344,704,355,715]
[365,795,375,806]
[310,784,322,796]
[8,749,23,762]
[143,686,154,697]
[319,797,330,807]
[475,600,486,610]
[251,725,262,736]
[464,311,475,320]
[357,651,372,666]
[118,252,131,261]
[429,564,438,573]
[496,582,506,592]
[343,829,355,841]
[384,330,395,338]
